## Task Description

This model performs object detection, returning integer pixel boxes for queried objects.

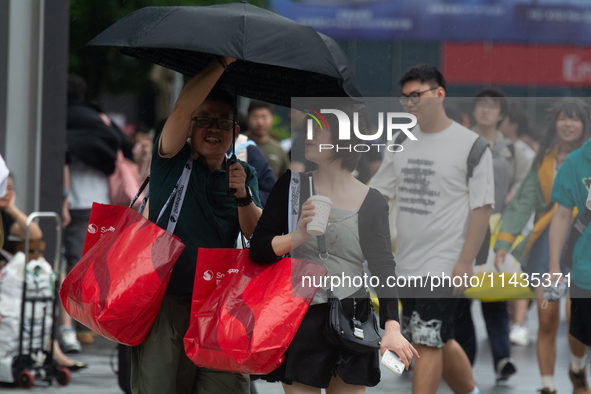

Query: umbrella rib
[136,7,179,47]
[242,3,246,59]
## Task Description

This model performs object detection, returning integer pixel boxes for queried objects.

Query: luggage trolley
[11,212,70,388]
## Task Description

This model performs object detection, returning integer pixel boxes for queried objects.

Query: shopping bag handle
[129,174,150,208]
[129,158,192,236]
[130,175,150,209]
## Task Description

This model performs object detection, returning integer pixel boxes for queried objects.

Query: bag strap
[317,235,329,262]
[130,175,150,212]
[128,158,193,237]
[573,207,591,238]
[288,171,302,234]
[562,207,591,269]
[467,136,489,182]
[156,158,193,235]
[394,130,407,146]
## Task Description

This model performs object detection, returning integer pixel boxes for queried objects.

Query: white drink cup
[306,195,333,236]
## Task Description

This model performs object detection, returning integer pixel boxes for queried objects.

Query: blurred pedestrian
[498,98,537,348]
[62,74,121,351]
[494,97,591,394]
[472,89,530,209]
[0,175,43,242]
[548,137,591,394]
[0,173,87,372]
[246,101,290,180]
[290,108,318,174]
[454,89,530,383]
[499,99,538,164]
[132,130,153,181]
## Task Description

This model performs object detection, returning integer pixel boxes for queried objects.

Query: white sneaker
[59,326,81,353]
[509,324,530,346]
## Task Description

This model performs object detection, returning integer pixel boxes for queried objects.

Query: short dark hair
[505,99,536,138]
[472,88,508,117]
[204,87,237,119]
[247,100,274,116]
[67,74,86,105]
[398,64,446,91]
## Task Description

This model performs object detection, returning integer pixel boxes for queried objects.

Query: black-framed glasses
[191,117,235,130]
[399,87,439,106]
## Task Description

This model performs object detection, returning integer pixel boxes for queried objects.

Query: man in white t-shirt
[369,64,494,394]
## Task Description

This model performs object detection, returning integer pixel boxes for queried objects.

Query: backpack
[394,132,491,265]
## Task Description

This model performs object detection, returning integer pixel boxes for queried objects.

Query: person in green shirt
[131,56,263,394]
[548,138,591,394]
[246,101,290,180]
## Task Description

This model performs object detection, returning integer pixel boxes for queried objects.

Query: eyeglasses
[191,117,235,130]
[399,87,439,106]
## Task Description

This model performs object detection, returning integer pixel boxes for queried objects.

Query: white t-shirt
[69,157,110,210]
[369,121,495,278]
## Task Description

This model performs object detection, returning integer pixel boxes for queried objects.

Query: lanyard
[157,158,193,235]
[130,158,193,236]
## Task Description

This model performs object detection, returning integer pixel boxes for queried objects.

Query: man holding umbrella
[88,4,364,391]
[132,56,263,394]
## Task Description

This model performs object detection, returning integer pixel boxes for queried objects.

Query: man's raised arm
[160,57,235,156]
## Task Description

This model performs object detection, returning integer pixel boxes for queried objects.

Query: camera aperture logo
[305,108,417,152]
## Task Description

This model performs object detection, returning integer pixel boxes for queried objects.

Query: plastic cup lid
[307,195,333,205]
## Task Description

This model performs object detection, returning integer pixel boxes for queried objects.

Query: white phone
[381,350,405,375]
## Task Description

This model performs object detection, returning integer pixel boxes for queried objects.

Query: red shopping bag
[184,248,327,374]
[60,202,185,345]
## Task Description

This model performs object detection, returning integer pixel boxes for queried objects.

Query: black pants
[454,298,510,368]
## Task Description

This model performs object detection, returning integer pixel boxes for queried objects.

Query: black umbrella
[88,2,362,108]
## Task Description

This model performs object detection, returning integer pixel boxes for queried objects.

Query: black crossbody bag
[316,235,382,354]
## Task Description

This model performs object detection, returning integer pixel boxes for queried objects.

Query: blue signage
[270,0,591,45]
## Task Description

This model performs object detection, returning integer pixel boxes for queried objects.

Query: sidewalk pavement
[2,299,576,393]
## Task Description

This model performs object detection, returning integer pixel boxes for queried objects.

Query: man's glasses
[191,117,235,130]
[399,87,439,106]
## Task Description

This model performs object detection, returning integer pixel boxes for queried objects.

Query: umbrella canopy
[88,2,362,107]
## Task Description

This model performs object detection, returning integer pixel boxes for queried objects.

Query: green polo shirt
[149,135,262,294]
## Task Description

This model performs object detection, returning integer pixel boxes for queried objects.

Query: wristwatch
[235,186,253,207]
